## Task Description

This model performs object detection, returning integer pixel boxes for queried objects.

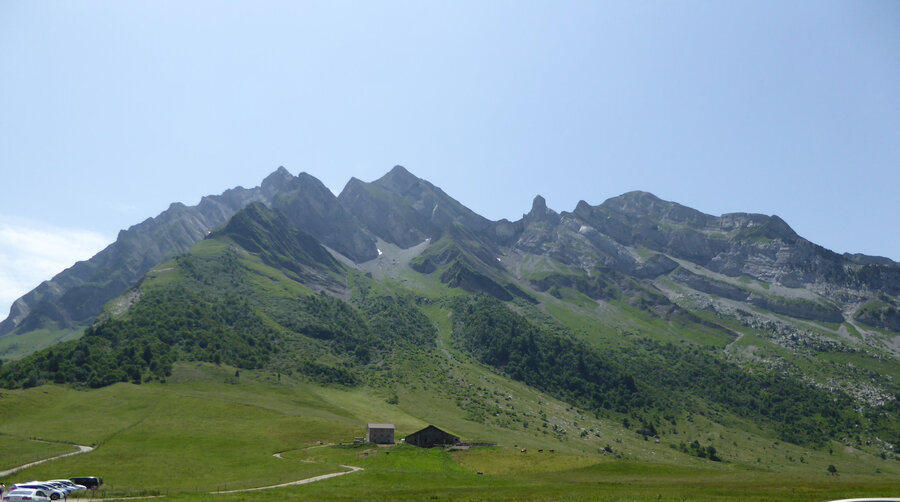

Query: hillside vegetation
[2,166,899,500]
[1,363,898,501]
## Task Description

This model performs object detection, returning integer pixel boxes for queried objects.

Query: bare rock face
[0,167,373,336]
[0,171,287,335]
[564,192,879,293]
[272,172,377,263]
[337,165,492,248]
[338,176,430,249]
[210,202,344,288]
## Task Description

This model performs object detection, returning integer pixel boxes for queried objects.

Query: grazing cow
[521,448,527,453]
[538,449,543,453]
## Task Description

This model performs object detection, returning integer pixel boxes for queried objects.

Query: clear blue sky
[1,1,898,316]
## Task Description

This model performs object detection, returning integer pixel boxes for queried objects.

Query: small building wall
[366,423,395,444]
[405,425,459,448]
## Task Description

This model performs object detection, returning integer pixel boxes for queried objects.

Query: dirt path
[724,330,745,354]
[209,465,363,494]
[3,441,360,496]
[0,443,94,477]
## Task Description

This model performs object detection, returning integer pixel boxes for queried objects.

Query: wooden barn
[404,425,459,448]
[366,423,395,444]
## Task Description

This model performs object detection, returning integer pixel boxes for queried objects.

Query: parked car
[68,477,102,490]
[41,481,79,496]
[47,480,86,493]
[2,488,52,502]
[9,484,63,501]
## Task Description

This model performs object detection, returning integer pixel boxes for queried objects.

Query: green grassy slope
[0,324,85,360]
[1,367,897,501]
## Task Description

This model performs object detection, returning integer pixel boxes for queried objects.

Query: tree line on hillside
[448,295,883,447]
[0,286,275,388]
[0,249,437,390]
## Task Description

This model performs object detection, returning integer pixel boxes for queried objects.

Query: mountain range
[4,165,898,346]
[2,165,899,457]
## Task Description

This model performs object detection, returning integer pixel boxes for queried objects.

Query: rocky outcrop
[439,259,534,303]
[338,166,492,248]
[0,170,291,335]
[565,192,894,298]
[0,167,372,336]
[272,173,377,262]
[855,299,900,331]
[210,202,344,287]
[670,268,844,323]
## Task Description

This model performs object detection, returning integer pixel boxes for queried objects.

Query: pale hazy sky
[1,1,898,317]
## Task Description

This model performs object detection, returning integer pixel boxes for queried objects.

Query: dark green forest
[449,295,887,447]
[0,246,435,391]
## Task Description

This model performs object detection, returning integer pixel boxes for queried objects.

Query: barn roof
[411,425,448,434]
[367,423,395,429]
[406,425,459,439]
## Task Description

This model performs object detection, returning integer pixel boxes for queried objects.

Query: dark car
[68,477,103,489]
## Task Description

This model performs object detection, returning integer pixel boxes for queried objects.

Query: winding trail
[724,330,745,354]
[3,440,361,496]
[0,443,94,477]
[209,465,363,494]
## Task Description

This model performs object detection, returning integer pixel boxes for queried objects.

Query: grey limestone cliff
[0,166,367,336]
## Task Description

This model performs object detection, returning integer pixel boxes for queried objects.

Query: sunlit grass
[1,363,898,501]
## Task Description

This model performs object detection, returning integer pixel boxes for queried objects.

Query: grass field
[0,324,85,360]
[1,360,898,501]
[0,434,77,472]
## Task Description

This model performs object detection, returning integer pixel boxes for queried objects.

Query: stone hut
[366,423,395,444]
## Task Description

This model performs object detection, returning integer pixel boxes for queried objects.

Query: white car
[48,480,86,493]
[2,488,52,502]
[9,483,64,501]
[41,481,78,496]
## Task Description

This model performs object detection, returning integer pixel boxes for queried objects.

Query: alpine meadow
[2,166,900,501]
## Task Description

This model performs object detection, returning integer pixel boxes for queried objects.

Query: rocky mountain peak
[261,166,296,193]
[294,171,334,196]
[375,165,422,195]
[531,195,548,214]
[601,191,714,228]
[524,195,559,225]
[602,191,664,213]
[574,200,593,219]
[272,172,377,263]
[766,215,800,242]
[340,165,493,249]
